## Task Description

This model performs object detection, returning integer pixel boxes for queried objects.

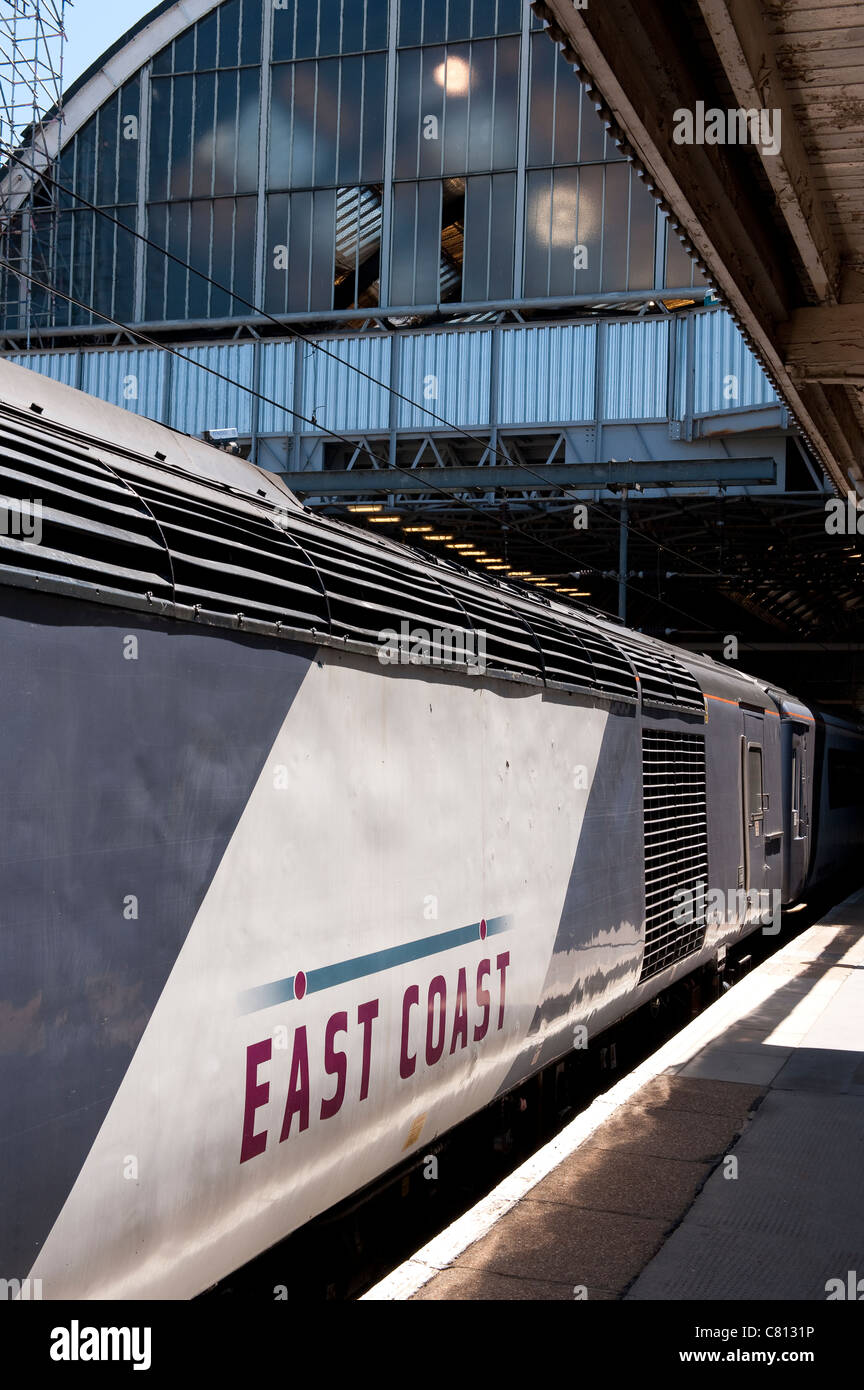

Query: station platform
[363,889,864,1301]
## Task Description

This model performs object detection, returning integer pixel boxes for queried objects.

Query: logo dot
[294,970,306,1000]
[479,918,487,940]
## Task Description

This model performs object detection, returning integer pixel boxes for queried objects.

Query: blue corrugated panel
[693,310,777,413]
[397,329,492,430]
[602,319,670,420]
[257,341,296,436]
[168,343,254,436]
[300,334,392,435]
[497,323,596,425]
[8,352,79,388]
[80,349,166,420]
[673,316,688,421]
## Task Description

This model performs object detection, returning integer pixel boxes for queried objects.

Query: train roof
[0,358,299,511]
[0,358,803,721]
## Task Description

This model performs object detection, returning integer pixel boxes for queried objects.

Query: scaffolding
[0,0,69,345]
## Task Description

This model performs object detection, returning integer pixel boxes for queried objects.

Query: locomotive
[1,359,861,1299]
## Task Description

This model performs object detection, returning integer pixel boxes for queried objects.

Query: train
[1,358,862,1300]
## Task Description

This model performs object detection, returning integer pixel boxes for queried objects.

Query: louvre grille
[640,730,709,981]
[615,633,706,714]
[573,626,641,702]
[0,398,708,709]
[0,417,173,598]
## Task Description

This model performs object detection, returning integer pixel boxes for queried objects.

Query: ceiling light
[347,503,382,513]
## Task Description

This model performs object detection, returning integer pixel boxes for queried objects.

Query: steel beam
[779,305,864,386]
[535,0,862,495]
[693,0,840,305]
[281,458,777,495]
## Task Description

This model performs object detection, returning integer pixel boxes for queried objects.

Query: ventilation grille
[572,625,641,702]
[438,577,544,681]
[640,730,709,981]
[136,479,327,629]
[526,611,641,701]
[615,634,706,714]
[0,402,657,706]
[0,417,173,599]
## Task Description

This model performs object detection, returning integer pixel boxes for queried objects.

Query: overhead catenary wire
[0,151,757,590]
[0,158,837,659]
[11,152,836,656]
[1,254,782,651]
[3,246,843,667]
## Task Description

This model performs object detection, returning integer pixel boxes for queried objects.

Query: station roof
[0,2,211,209]
[535,0,864,500]
[2,0,860,706]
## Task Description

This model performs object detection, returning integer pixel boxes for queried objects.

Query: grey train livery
[0,362,861,1298]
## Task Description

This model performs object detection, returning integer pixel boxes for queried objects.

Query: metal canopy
[534,0,864,499]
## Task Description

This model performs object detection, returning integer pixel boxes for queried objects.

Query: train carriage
[0,360,861,1299]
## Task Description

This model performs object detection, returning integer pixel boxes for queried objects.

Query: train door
[742,712,767,915]
[785,718,811,901]
[792,731,809,840]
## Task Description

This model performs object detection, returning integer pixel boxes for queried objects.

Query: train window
[827,747,864,809]
[747,745,764,821]
[792,745,808,835]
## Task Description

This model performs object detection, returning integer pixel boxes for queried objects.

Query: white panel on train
[29,652,608,1299]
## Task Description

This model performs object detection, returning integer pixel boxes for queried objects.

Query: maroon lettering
[400,985,419,1078]
[320,1011,348,1121]
[496,951,510,1030]
[426,975,447,1066]
[357,998,379,1101]
[474,958,491,1041]
[240,1039,271,1163]
[450,966,469,1053]
[279,1026,310,1140]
